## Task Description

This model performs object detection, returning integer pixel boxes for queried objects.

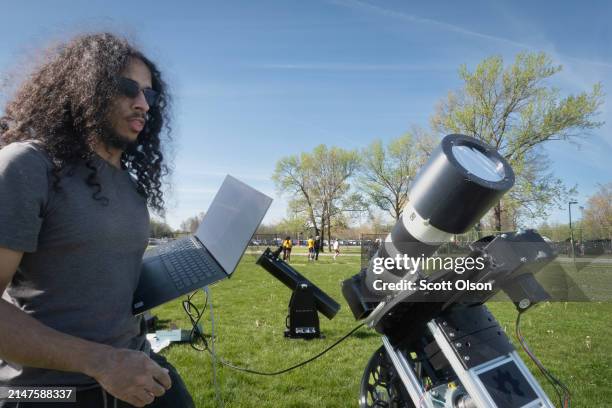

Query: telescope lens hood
[408,134,514,234]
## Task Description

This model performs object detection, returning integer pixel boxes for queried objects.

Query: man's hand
[0,246,171,407]
[88,347,172,407]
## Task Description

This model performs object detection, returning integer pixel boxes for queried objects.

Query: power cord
[182,289,208,351]
[182,289,223,408]
[515,311,571,408]
[182,288,365,376]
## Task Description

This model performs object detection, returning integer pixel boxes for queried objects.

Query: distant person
[282,236,292,262]
[314,235,321,261]
[369,238,382,260]
[333,238,341,260]
[307,236,315,261]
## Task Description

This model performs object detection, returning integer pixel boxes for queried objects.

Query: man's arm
[0,246,171,407]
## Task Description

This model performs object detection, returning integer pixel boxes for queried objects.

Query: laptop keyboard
[157,237,224,290]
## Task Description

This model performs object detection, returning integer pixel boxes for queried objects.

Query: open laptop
[132,175,272,314]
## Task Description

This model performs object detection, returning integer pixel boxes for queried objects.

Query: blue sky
[2,0,611,230]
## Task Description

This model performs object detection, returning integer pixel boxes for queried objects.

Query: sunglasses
[117,77,160,108]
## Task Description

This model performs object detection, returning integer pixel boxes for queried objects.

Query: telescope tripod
[360,304,554,408]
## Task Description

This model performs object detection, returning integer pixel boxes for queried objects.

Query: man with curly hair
[0,33,195,407]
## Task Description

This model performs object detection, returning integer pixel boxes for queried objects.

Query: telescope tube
[363,134,515,295]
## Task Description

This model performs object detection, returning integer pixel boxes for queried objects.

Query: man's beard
[101,123,139,151]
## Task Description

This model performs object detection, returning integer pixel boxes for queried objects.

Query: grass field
[151,252,612,407]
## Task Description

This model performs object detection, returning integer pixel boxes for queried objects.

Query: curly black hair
[0,32,171,214]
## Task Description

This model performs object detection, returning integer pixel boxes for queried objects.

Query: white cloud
[329,0,532,49]
[329,0,612,70]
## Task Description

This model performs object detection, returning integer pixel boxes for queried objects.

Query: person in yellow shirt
[282,236,292,262]
[307,236,315,261]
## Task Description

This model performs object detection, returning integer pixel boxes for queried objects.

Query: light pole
[569,200,578,262]
[579,206,584,249]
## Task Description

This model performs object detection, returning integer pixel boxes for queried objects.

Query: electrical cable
[516,311,566,407]
[515,311,571,408]
[183,289,224,407]
[182,290,208,351]
[182,288,365,376]
[211,323,365,376]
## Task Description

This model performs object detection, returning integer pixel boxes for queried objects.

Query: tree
[366,212,394,234]
[273,154,319,234]
[431,52,603,230]
[536,221,571,242]
[179,212,206,233]
[149,218,175,238]
[256,223,282,235]
[276,212,310,239]
[581,183,612,240]
[358,130,437,221]
[481,151,577,230]
[273,145,360,249]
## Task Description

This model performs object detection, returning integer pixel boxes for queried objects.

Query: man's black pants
[0,353,195,408]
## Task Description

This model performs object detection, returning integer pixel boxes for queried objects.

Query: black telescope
[257,248,340,320]
[344,134,516,317]
[257,248,340,339]
[343,134,559,408]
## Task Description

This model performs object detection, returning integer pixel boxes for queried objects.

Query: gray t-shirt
[0,141,150,386]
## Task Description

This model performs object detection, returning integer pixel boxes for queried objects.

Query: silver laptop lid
[195,175,272,274]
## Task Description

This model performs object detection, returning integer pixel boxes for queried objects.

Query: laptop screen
[195,175,272,274]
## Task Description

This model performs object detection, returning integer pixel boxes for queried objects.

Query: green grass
[151,255,612,407]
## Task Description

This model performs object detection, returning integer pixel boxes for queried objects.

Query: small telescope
[343,134,558,408]
[257,247,340,339]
